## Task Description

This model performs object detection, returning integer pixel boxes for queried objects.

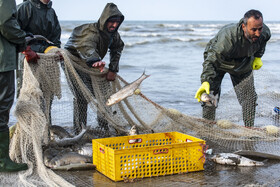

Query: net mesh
[1,48,280,186]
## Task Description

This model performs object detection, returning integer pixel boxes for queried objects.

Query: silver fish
[43,147,71,167]
[211,153,264,166]
[106,72,150,106]
[25,34,54,45]
[51,163,96,171]
[77,143,93,157]
[200,92,218,107]
[48,152,92,168]
[49,125,73,140]
[50,128,88,147]
[129,125,138,136]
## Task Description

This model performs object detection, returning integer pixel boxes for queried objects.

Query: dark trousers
[0,71,15,132]
[203,70,257,127]
[70,69,108,134]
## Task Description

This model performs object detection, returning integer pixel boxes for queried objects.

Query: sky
[16,0,280,21]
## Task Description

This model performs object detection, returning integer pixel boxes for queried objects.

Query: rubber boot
[0,130,28,172]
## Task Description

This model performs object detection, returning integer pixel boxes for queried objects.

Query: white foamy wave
[125,40,151,47]
[61,33,71,40]
[119,31,162,37]
[171,37,203,42]
[157,23,182,28]
[266,23,280,34]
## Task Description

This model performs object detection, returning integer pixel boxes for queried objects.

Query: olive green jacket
[64,3,124,72]
[201,19,271,84]
[16,0,61,53]
[0,0,26,72]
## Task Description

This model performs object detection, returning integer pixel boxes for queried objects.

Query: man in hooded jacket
[0,0,29,172]
[64,3,124,133]
[195,10,271,127]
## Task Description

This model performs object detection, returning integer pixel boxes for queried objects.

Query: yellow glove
[195,81,210,102]
[44,46,57,53]
[252,57,263,70]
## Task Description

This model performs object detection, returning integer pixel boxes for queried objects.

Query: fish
[76,143,93,157]
[51,163,96,171]
[49,125,73,140]
[211,153,264,166]
[106,71,150,106]
[129,125,138,136]
[25,34,54,45]
[43,147,72,167]
[200,91,218,107]
[47,152,92,168]
[50,128,88,147]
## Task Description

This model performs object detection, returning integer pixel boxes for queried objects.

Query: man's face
[107,21,120,33]
[40,0,50,4]
[242,17,263,43]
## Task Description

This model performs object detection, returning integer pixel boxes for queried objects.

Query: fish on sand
[106,71,150,106]
[211,153,264,166]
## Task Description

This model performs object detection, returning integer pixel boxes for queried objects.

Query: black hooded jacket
[64,3,124,72]
[16,0,61,53]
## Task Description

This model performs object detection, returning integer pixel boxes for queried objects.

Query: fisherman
[0,0,29,172]
[195,10,271,127]
[64,3,124,134]
[16,0,62,94]
[16,0,62,125]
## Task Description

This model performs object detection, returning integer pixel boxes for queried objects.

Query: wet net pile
[1,48,280,186]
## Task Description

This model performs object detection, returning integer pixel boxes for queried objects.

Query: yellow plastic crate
[92,131,206,181]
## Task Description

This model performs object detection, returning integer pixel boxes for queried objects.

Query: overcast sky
[16,0,280,21]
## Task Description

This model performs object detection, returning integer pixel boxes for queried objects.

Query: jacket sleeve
[254,24,271,58]
[109,33,124,72]
[0,13,26,52]
[50,12,61,48]
[65,24,102,66]
[201,34,234,84]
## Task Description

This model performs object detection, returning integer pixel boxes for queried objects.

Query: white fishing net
[1,48,279,186]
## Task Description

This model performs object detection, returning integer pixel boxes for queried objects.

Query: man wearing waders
[195,10,271,127]
[16,0,62,126]
[0,0,30,172]
[64,3,124,134]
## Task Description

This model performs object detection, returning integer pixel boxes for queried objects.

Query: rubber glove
[195,81,210,102]
[22,46,40,63]
[44,46,58,53]
[252,57,263,70]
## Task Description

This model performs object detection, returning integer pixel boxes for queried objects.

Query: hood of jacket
[97,3,124,34]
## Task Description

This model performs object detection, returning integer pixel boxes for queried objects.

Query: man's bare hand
[92,61,106,72]
[106,71,116,81]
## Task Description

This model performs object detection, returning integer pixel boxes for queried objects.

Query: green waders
[0,130,28,172]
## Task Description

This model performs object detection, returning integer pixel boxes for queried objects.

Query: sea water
[10,20,280,126]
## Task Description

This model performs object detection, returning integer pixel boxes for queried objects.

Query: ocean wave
[156,23,183,28]
[124,37,206,48]
[125,40,151,48]
[119,31,163,37]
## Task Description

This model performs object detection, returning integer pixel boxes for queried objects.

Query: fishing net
[1,48,280,186]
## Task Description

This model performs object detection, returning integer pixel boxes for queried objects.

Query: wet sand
[56,158,280,187]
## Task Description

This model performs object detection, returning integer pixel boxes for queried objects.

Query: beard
[244,29,259,43]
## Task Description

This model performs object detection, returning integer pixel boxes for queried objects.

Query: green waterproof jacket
[16,0,61,53]
[0,0,26,72]
[201,19,271,85]
[64,3,124,73]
